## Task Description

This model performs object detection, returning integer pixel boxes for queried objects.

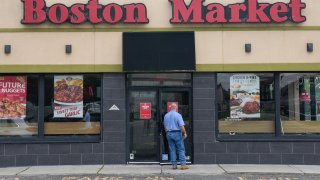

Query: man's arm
[180,125,187,139]
[177,114,187,139]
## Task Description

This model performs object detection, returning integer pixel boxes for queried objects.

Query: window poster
[167,102,178,113]
[140,102,151,119]
[316,77,320,120]
[0,76,27,119]
[230,74,260,119]
[54,75,83,118]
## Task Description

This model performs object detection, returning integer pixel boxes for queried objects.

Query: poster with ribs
[0,76,27,119]
[54,75,83,118]
[230,74,260,119]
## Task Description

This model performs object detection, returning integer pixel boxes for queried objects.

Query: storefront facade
[1,0,320,166]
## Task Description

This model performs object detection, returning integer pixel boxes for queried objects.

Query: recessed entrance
[127,73,192,164]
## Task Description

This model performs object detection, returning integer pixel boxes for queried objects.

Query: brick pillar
[193,73,216,164]
[103,73,126,164]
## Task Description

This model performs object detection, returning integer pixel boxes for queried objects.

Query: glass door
[159,90,192,164]
[128,90,159,162]
[128,88,192,163]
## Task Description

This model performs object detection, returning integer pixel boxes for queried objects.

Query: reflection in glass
[129,91,158,162]
[217,73,275,135]
[44,74,101,136]
[281,73,320,134]
[161,92,191,162]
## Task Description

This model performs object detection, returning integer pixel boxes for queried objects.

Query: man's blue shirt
[163,110,185,132]
[84,112,91,122]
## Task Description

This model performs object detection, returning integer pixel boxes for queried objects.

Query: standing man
[163,103,189,170]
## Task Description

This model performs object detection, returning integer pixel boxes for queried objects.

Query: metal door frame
[126,87,193,164]
[126,87,160,164]
[159,88,193,165]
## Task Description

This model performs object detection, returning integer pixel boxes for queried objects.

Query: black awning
[123,32,195,72]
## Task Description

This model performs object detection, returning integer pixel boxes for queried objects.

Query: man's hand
[180,126,187,139]
[183,133,187,139]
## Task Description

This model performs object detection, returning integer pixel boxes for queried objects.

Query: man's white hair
[170,103,177,110]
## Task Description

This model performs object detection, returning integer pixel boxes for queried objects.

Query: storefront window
[44,74,101,136]
[281,73,320,135]
[217,73,275,135]
[0,75,38,137]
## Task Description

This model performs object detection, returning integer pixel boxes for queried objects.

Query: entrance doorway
[127,74,192,164]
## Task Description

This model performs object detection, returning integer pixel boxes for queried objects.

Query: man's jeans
[166,131,186,165]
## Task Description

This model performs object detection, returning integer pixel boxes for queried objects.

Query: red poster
[140,102,151,119]
[0,76,27,119]
[167,102,178,112]
[299,89,311,102]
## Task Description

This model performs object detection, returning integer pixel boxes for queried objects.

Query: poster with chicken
[54,75,83,118]
[0,76,27,119]
[230,74,260,119]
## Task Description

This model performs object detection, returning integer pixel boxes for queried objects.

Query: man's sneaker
[172,165,178,170]
[180,165,189,170]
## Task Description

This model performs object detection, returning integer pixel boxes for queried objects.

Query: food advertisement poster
[230,74,260,119]
[54,75,83,118]
[0,76,27,119]
[316,78,320,119]
[140,102,151,119]
[167,102,178,112]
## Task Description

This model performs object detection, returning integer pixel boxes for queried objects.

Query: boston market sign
[21,0,306,24]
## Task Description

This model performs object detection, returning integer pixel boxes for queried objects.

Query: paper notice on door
[140,102,151,119]
[162,154,168,161]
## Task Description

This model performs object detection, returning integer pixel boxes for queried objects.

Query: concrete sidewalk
[0,164,320,176]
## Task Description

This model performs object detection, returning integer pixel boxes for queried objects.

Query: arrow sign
[109,104,120,111]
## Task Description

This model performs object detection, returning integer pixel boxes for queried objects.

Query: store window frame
[216,72,320,142]
[0,74,102,144]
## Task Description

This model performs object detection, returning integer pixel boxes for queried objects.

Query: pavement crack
[217,164,227,174]
[16,166,31,175]
[97,165,104,174]
[288,165,305,175]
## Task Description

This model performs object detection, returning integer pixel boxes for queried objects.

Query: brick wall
[193,73,216,163]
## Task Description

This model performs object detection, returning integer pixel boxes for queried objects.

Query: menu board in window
[54,75,83,118]
[230,74,260,119]
[0,76,27,119]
